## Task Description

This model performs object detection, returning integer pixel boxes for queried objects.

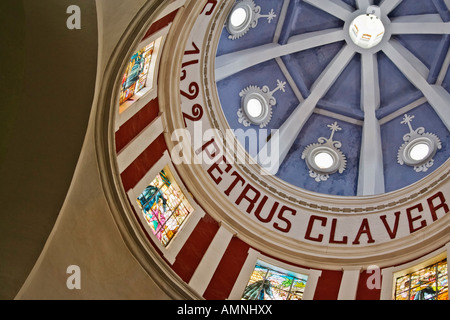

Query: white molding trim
[437,42,450,86]
[275,57,304,103]
[117,85,158,131]
[446,0,450,11]
[314,107,364,126]
[155,0,187,21]
[379,97,427,126]
[188,223,235,296]
[116,25,171,130]
[380,267,395,300]
[117,113,165,173]
[338,267,362,300]
[272,0,291,44]
[227,248,322,300]
[126,150,206,264]
[380,243,449,300]
[227,247,260,300]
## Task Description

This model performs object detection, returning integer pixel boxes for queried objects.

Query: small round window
[409,143,430,162]
[246,98,263,118]
[314,152,335,170]
[230,7,248,28]
[226,2,253,39]
[401,137,437,167]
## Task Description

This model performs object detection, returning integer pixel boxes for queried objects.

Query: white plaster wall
[15,0,174,300]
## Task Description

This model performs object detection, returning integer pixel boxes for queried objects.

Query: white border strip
[436,45,450,86]
[314,107,364,126]
[379,97,427,126]
[273,0,291,44]
[275,57,304,103]
[117,114,165,173]
[338,267,362,300]
[188,223,235,296]
[155,0,186,21]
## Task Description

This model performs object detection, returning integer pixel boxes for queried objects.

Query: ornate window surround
[228,248,322,300]
[397,114,442,173]
[380,243,450,300]
[115,27,168,130]
[126,151,206,264]
[226,0,277,40]
[302,122,347,182]
[238,80,286,128]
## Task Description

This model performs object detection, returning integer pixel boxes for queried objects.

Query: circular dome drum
[153,0,450,269]
[105,2,450,302]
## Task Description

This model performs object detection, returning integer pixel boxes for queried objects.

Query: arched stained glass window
[137,168,194,247]
[242,261,308,300]
[395,259,448,300]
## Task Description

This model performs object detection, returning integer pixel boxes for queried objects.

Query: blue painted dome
[215,0,450,197]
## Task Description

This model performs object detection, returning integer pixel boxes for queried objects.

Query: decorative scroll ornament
[226,0,276,40]
[302,122,347,182]
[237,80,286,128]
[397,114,441,173]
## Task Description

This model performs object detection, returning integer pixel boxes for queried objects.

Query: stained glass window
[395,259,448,300]
[137,169,194,247]
[119,42,154,105]
[242,262,308,300]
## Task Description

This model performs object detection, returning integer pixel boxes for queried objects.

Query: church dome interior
[1,0,449,302]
